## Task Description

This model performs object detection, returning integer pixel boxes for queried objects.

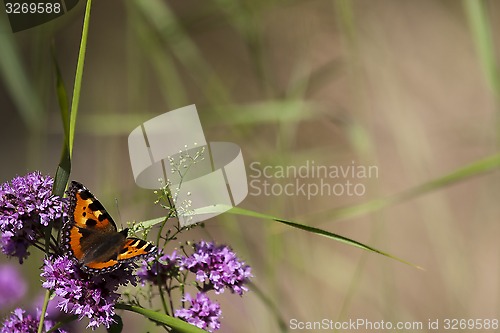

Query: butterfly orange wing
[84,258,120,271]
[83,238,155,273]
[62,181,117,262]
[117,238,156,262]
[62,181,156,274]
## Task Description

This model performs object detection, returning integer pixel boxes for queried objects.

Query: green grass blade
[227,206,421,269]
[463,0,500,144]
[68,0,93,159]
[137,205,420,268]
[463,0,500,96]
[132,0,231,105]
[52,0,92,195]
[0,16,43,130]
[51,44,71,197]
[116,304,208,333]
[136,154,500,269]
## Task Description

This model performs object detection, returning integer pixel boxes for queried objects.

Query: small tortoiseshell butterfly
[62,181,156,274]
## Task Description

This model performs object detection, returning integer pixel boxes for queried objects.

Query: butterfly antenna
[115,198,123,228]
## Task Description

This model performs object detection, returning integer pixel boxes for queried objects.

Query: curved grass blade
[68,0,93,159]
[0,16,43,131]
[134,153,500,269]
[227,206,422,269]
[135,204,420,268]
[463,0,500,97]
[116,304,208,333]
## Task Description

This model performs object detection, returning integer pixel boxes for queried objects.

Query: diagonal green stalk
[137,204,421,268]
[463,0,500,145]
[116,304,207,333]
[52,42,71,197]
[137,153,500,271]
[227,206,422,269]
[463,0,500,96]
[37,290,52,333]
[68,0,93,159]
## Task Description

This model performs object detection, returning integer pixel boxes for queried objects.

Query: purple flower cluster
[139,241,252,331]
[175,292,221,332]
[0,308,67,333]
[181,241,253,295]
[140,241,252,296]
[0,264,26,309]
[0,171,253,332]
[41,256,136,329]
[0,172,66,263]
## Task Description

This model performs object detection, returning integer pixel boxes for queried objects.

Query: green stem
[158,279,170,316]
[115,303,207,333]
[37,289,52,333]
[68,0,93,158]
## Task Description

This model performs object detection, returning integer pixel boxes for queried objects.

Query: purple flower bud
[181,241,252,295]
[0,308,67,333]
[175,292,221,332]
[41,256,136,329]
[0,172,66,263]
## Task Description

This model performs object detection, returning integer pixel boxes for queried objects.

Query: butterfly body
[62,181,156,274]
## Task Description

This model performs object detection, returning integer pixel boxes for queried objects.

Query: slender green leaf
[135,216,167,230]
[116,304,208,333]
[226,206,421,269]
[206,101,317,125]
[132,0,231,106]
[135,154,500,269]
[68,0,93,159]
[463,0,500,144]
[136,204,420,268]
[51,44,71,197]
[0,15,43,130]
[463,0,500,96]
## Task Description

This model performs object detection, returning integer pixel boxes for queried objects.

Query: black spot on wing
[78,189,92,200]
[88,201,105,212]
[86,219,97,227]
[98,213,110,222]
